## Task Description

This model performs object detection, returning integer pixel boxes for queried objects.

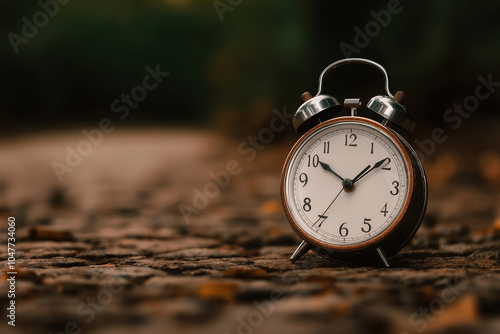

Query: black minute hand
[318,161,344,182]
[352,157,390,183]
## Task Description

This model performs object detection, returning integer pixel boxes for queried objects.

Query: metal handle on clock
[316,58,416,133]
[316,58,395,98]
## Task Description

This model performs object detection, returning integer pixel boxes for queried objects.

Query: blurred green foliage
[0,0,499,132]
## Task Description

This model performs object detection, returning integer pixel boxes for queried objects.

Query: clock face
[282,117,413,249]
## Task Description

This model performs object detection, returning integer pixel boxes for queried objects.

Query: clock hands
[350,165,371,184]
[318,161,344,182]
[312,157,390,228]
[318,156,389,189]
[351,157,390,183]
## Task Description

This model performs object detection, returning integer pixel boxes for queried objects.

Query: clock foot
[290,240,312,263]
[376,247,390,267]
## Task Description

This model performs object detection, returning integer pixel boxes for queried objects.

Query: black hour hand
[318,161,344,181]
[352,157,390,183]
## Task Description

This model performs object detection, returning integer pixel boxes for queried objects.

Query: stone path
[0,126,499,334]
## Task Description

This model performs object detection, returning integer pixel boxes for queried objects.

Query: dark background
[1,2,500,334]
[1,0,499,135]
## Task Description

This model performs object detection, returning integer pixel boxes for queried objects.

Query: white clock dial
[283,119,411,247]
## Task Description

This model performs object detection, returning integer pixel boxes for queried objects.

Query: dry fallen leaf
[429,294,479,330]
[2,266,38,281]
[475,216,500,236]
[479,151,500,185]
[224,266,268,279]
[259,199,282,215]
[29,226,74,241]
[197,281,239,302]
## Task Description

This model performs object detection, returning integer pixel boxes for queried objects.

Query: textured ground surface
[1,124,500,334]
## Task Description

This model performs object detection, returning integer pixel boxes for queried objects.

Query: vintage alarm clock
[281,58,427,267]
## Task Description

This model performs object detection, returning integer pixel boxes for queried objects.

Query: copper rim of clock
[281,116,414,252]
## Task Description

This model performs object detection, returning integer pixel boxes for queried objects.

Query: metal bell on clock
[292,93,342,133]
[367,91,416,133]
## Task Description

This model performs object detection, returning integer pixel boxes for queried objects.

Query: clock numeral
[344,133,357,147]
[307,154,319,167]
[380,203,388,217]
[382,157,391,170]
[390,181,400,195]
[370,142,374,154]
[303,197,312,212]
[299,173,308,187]
[323,141,330,154]
[339,222,348,237]
[317,215,328,227]
[361,218,372,233]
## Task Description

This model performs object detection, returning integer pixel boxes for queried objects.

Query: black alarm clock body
[281,58,427,267]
